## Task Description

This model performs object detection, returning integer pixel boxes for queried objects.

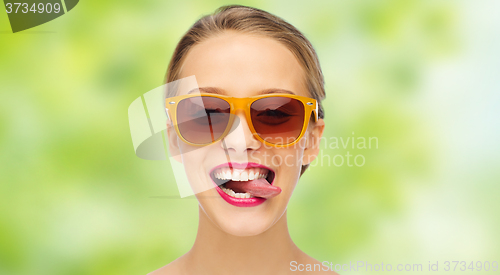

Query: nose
[221,112,261,155]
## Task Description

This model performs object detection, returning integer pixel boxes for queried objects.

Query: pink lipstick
[209,162,281,207]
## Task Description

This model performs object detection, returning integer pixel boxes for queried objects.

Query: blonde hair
[165,5,325,175]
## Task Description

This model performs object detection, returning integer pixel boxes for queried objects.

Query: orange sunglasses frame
[165,93,318,147]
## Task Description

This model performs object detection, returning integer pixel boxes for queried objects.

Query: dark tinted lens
[177,96,231,144]
[250,97,305,145]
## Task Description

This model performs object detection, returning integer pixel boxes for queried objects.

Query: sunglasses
[165,93,318,147]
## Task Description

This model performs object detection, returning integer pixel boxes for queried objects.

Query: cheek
[271,143,306,169]
[269,149,303,183]
[179,144,205,166]
[177,143,231,195]
[178,144,211,191]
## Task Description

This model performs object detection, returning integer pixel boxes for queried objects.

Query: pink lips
[211,162,273,170]
[210,162,275,207]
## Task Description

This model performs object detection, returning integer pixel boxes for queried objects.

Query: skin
[151,31,335,275]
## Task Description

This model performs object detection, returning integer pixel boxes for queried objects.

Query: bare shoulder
[147,255,186,275]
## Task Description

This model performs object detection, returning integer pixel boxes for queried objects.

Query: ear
[302,118,325,165]
[166,119,183,163]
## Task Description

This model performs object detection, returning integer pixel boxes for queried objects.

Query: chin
[215,213,274,237]
[221,223,270,237]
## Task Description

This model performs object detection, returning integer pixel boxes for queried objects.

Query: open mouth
[210,165,278,200]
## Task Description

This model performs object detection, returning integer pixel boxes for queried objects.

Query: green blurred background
[1,0,499,274]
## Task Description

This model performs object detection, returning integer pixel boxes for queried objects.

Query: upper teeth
[213,168,269,181]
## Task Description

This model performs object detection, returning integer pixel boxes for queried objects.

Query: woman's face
[168,31,324,236]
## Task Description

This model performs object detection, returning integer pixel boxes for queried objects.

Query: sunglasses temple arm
[314,102,319,121]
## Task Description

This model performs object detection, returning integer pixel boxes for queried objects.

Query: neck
[185,206,300,275]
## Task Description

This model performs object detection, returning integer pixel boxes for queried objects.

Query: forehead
[178,31,308,97]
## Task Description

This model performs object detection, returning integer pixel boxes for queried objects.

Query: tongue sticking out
[224,178,281,199]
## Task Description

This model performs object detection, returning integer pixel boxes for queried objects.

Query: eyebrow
[188,87,295,95]
[188,87,227,95]
[257,89,295,95]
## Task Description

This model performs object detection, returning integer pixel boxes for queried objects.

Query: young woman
[151,5,335,274]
